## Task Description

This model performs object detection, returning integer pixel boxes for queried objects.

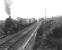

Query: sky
[0,0,62,20]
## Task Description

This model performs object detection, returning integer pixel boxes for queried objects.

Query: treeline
[33,17,62,50]
[0,17,37,36]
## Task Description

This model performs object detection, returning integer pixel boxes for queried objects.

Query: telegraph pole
[45,8,46,19]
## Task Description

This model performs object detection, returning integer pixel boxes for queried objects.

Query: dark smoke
[4,0,11,16]
[5,5,11,15]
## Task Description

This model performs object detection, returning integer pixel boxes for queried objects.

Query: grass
[33,16,62,50]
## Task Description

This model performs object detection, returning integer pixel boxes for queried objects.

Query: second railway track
[0,22,41,50]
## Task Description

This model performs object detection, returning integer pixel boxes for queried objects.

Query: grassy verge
[33,17,62,50]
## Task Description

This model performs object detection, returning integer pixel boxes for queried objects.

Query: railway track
[0,22,41,50]
[8,22,41,50]
[0,23,36,45]
[8,23,38,50]
[0,23,35,39]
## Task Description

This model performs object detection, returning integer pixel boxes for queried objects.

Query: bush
[33,19,62,50]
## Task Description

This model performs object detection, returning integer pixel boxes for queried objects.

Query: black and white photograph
[0,0,62,50]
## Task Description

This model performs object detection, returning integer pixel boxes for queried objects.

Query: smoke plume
[4,0,12,16]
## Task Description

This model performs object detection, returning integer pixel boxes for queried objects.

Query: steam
[4,0,12,16]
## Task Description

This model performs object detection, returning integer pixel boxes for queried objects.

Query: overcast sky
[0,0,62,20]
